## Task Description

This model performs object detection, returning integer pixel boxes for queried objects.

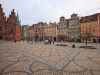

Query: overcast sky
[0,0,100,25]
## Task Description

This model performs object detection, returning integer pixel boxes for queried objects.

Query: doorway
[0,35,3,40]
[54,37,56,41]
[99,39,100,43]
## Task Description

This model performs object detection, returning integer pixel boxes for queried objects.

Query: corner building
[0,4,21,41]
[0,4,6,40]
[80,13,100,43]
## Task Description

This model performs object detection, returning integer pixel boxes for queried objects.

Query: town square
[0,40,100,75]
[0,0,100,75]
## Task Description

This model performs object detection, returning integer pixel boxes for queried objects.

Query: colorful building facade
[27,26,34,40]
[43,22,57,41]
[57,16,69,41]
[68,13,80,42]
[21,25,29,40]
[0,4,6,40]
[0,4,21,41]
[32,22,44,41]
[80,13,100,43]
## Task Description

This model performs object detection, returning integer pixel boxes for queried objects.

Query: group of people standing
[48,40,54,44]
[44,39,54,44]
[21,38,55,44]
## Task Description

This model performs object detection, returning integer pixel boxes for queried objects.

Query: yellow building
[43,22,57,41]
[27,26,34,39]
[80,14,98,43]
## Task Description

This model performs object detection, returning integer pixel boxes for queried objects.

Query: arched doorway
[99,39,100,43]
[93,38,96,43]
[0,35,3,40]
[54,37,56,41]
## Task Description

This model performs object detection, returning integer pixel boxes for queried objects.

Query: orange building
[80,13,100,43]
[43,22,57,41]
[27,26,34,38]
[15,25,21,41]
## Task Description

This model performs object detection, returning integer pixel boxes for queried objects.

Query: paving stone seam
[56,51,80,70]
[2,44,57,68]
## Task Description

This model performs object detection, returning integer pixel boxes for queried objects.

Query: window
[10,26,15,33]
[91,22,94,25]
[90,28,94,31]
[86,24,88,26]
[87,20,89,21]
[11,28,13,32]
[82,24,84,26]
[17,36,19,38]
[89,28,91,31]
[87,28,89,31]
[12,19,14,23]
[0,27,2,31]
[86,28,87,31]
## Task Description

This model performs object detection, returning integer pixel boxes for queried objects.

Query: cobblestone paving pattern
[3,42,75,63]
[0,41,100,75]
[2,41,80,70]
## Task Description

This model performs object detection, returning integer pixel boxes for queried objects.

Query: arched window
[11,28,14,32]
[10,26,14,32]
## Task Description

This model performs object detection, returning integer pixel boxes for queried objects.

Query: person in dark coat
[15,40,16,43]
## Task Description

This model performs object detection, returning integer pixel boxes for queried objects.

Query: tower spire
[16,11,21,25]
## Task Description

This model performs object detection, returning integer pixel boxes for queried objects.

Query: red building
[0,4,21,41]
[32,22,44,41]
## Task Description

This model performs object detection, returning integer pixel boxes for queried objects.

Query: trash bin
[72,44,75,48]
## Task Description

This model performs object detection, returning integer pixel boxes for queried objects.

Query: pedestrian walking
[15,39,16,43]
[52,40,54,44]
[23,38,24,42]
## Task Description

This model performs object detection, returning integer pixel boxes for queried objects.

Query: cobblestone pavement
[0,41,100,75]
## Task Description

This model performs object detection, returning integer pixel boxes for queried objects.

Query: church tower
[15,11,21,41]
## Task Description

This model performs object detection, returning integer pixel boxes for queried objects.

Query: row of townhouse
[21,13,100,43]
[1,3,99,42]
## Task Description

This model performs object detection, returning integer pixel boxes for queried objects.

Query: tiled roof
[80,14,98,23]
